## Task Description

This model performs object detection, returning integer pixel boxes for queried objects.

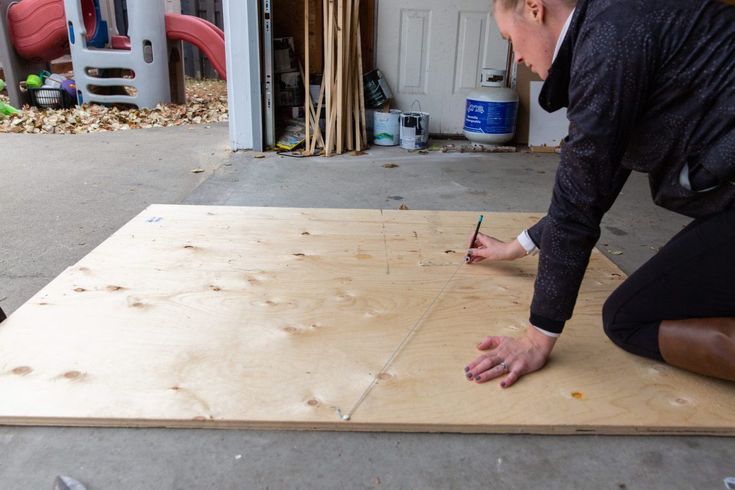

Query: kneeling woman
[465,0,735,387]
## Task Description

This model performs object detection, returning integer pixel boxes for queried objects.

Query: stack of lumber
[304,0,367,156]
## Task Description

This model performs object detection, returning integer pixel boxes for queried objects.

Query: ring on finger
[499,361,508,373]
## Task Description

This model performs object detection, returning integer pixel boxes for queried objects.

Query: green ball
[26,74,42,88]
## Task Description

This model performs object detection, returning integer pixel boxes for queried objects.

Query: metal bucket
[363,69,393,108]
[373,110,402,146]
[399,112,430,150]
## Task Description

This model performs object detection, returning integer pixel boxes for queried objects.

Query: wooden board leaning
[0,205,733,434]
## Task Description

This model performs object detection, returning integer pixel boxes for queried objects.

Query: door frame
[222,0,377,151]
[223,0,263,151]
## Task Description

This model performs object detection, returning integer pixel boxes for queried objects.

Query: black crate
[28,87,77,109]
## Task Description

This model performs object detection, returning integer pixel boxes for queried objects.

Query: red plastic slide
[7,0,68,62]
[165,13,227,80]
[6,1,227,80]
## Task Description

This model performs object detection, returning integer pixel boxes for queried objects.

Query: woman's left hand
[464,325,558,388]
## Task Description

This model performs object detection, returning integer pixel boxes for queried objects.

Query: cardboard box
[529,81,568,147]
[275,71,304,107]
[279,106,306,119]
[514,63,543,145]
[274,37,299,74]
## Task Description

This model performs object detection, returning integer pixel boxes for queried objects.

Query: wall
[273,0,375,75]
[515,63,542,145]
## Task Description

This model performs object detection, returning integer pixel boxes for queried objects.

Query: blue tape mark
[146,217,163,223]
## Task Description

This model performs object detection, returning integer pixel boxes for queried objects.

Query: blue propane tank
[463,68,519,144]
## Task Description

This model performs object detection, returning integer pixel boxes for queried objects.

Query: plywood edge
[1,417,732,436]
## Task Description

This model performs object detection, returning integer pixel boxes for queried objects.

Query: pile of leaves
[0,79,228,134]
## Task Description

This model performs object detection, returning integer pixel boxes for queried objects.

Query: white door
[376,0,508,135]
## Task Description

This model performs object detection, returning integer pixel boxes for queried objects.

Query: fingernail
[501,382,507,388]
[464,366,470,372]
[466,373,473,379]
[474,376,481,381]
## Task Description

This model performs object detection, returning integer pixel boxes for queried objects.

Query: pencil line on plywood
[338,260,466,421]
[380,209,390,275]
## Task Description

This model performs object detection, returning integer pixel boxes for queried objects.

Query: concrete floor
[1,123,733,489]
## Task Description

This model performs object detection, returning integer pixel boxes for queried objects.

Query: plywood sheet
[1,206,734,435]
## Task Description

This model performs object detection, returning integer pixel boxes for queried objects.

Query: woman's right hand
[467,233,527,264]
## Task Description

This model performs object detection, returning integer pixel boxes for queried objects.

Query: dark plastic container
[28,87,77,109]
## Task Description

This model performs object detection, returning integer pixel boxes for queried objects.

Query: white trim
[223,0,263,151]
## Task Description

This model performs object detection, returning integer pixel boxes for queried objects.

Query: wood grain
[1,206,734,434]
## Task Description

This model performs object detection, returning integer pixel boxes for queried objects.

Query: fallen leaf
[1,79,228,135]
[253,153,267,159]
[382,163,399,168]
[399,204,409,210]
[608,250,624,256]
[191,168,205,174]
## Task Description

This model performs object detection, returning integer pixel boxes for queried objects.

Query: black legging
[602,207,735,361]
[0,307,5,323]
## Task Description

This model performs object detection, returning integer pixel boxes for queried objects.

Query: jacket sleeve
[528,14,652,334]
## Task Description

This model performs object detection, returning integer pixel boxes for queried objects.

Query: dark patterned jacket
[527,0,735,333]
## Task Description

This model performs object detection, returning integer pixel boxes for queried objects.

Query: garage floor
[1,123,732,489]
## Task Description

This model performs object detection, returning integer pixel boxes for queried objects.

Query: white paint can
[373,110,402,146]
[399,112,430,150]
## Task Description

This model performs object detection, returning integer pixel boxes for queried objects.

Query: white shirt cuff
[533,325,561,338]
[517,229,539,256]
